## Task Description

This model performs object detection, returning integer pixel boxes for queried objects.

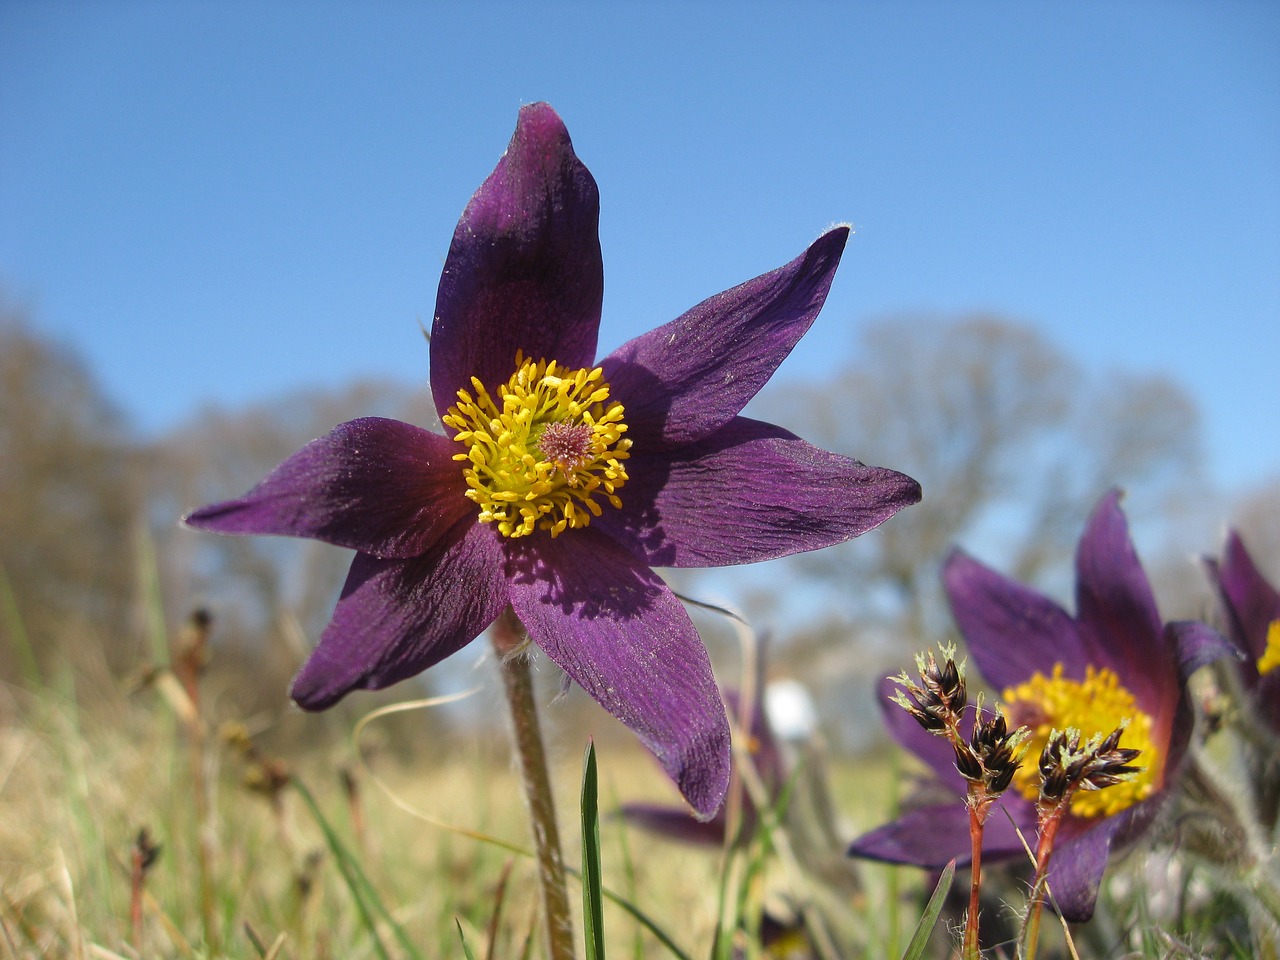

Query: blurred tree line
[0,300,433,727]
[738,314,1263,746]
[0,307,138,682]
[2,299,1276,750]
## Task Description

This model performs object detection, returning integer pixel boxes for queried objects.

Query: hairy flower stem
[1022,802,1066,960]
[964,795,993,960]
[493,607,576,960]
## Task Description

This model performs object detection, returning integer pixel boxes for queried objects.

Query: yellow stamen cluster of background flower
[1259,620,1280,676]
[442,354,630,539]
[1003,664,1158,819]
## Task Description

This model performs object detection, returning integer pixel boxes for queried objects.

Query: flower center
[1002,664,1158,819]
[1260,620,1280,676]
[441,353,631,539]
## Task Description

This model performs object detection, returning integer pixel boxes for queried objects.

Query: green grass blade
[560,868,690,957]
[133,523,170,668]
[0,562,40,687]
[456,919,479,960]
[606,786,646,960]
[292,776,423,960]
[598,887,693,960]
[581,739,606,960]
[900,859,955,960]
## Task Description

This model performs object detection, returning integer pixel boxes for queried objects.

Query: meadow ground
[2,635,1273,960]
[0,652,931,960]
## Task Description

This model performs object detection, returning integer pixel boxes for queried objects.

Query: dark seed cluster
[891,645,968,734]
[955,700,1028,797]
[1038,725,1143,805]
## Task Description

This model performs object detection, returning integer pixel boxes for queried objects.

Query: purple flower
[848,491,1232,921]
[1205,530,1280,733]
[185,103,920,818]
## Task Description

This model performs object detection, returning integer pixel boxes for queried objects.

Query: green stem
[493,607,576,960]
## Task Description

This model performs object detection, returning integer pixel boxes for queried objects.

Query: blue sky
[2,1,1277,494]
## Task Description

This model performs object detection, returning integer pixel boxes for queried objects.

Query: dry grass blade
[485,858,518,960]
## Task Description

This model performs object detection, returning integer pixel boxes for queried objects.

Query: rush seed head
[955,696,1029,797]
[1003,664,1156,819]
[891,644,968,735]
[1036,725,1142,807]
[442,353,632,539]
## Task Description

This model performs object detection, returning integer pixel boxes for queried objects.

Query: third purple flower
[1206,530,1280,735]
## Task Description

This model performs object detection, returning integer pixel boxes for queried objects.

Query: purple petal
[1044,816,1123,923]
[1112,788,1169,851]
[601,228,848,448]
[1073,490,1174,711]
[506,528,730,818]
[595,417,921,568]
[291,521,508,709]
[1211,530,1280,664]
[943,549,1091,693]
[1165,620,1240,679]
[617,803,726,846]
[848,804,971,866]
[430,103,602,415]
[184,418,470,559]
[847,801,1030,867]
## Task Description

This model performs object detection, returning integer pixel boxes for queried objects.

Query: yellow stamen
[1003,664,1158,819]
[441,353,631,539]
[1259,619,1280,676]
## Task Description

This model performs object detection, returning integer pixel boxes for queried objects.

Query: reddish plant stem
[129,846,145,954]
[964,795,992,960]
[128,828,161,954]
[492,607,576,960]
[1023,802,1067,960]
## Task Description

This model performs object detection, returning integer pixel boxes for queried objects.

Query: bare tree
[1230,480,1280,571]
[0,306,141,679]
[758,314,1205,666]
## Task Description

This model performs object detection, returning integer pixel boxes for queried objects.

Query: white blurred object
[765,678,819,742]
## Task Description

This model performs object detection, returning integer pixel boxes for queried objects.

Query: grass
[3,633,1275,958]
[0,649,931,960]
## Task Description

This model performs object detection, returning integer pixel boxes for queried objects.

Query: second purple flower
[849,491,1232,920]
